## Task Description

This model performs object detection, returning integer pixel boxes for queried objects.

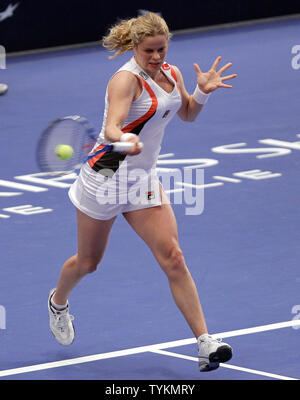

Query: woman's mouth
[149,62,161,67]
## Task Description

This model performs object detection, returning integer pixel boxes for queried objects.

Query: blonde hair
[102,13,172,58]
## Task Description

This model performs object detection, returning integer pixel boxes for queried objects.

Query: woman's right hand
[120,133,143,156]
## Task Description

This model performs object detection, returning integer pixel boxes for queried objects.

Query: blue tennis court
[0,16,300,381]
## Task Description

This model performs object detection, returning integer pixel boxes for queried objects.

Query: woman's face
[134,35,169,77]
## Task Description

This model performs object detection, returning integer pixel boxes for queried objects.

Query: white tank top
[88,56,182,176]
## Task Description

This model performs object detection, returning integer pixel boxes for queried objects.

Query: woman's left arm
[174,56,237,122]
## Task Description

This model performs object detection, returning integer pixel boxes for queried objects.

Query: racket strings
[37,118,96,173]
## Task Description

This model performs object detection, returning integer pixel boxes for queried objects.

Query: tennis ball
[55,144,74,160]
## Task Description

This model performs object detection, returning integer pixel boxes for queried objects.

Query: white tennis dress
[69,56,182,220]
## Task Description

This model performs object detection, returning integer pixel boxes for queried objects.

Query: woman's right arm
[104,71,142,155]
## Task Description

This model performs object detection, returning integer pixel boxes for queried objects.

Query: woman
[48,12,237,372]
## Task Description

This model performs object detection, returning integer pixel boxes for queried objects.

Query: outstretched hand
[193,56,237,94]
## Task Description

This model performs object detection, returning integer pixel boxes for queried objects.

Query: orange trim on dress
[121,77,158,133]
[88,144,107,168]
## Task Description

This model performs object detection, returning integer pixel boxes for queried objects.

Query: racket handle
[112,142,143,152]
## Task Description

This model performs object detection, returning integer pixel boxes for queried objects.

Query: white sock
[51,296,68,311]
[198,333,210,342]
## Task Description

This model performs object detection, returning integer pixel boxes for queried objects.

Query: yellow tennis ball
[55,144,74,160]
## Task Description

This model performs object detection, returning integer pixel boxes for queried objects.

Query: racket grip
[112,142,143,152]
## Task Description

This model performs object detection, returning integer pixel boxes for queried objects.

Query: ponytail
[102,13,171,59]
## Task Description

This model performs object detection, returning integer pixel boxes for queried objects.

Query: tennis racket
[36,115,140,174]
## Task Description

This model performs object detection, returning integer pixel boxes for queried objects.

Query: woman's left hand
[193,56,237,94]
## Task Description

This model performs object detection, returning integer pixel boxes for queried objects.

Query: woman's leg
[53,208,116,305]
[123,193,207,339]
[49,208,116,345]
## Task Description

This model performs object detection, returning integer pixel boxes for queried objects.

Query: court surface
[0,16,300,381]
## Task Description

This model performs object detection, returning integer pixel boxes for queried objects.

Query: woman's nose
[152,51,161,60]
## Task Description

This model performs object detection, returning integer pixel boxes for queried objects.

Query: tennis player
[48,12,237,372]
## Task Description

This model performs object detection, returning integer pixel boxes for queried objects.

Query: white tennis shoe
[198,333,232,372]
[48,288,75,346]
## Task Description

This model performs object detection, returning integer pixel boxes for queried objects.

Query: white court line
[151,350,298,381]
[0,319,299,378]
[213,319,300,339]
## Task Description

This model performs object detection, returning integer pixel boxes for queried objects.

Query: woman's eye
[143,48,165,54]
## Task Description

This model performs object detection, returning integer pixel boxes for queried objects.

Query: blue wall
[1,0,300,52]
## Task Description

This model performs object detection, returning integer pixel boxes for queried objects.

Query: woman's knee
[160,245,187,280]
[76,255,101,275]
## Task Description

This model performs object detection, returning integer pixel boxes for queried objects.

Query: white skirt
[69,163,162,220]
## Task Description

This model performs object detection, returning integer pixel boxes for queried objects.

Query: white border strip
[0,319,299,378]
